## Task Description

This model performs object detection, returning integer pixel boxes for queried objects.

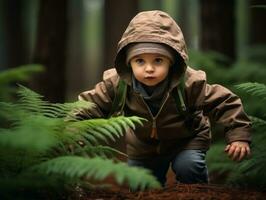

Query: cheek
[131,68,143,79]
[159,67,170,78]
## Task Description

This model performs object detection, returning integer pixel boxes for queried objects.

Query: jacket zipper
[139,93,170,139]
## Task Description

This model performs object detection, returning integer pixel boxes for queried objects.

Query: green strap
[108,79,127,117]
[109,77,187,117]
[178,89,186,112]
[172,76,187,114]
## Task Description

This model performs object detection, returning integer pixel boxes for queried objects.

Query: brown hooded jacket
[78,10,251,159]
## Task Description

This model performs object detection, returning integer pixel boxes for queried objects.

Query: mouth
[144,76,156,79]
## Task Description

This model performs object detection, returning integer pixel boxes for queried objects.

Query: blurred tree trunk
[65,0,85,101]
[200,0,236,64]
[250,0,266,45]
[139,0,162,10]
[31,0,68,103]
[177,1,190,45]
[177,0,200,49]
[2,0,28,69]
[103,0,138,70]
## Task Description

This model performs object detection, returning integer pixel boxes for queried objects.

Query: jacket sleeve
[187,68,252,144]
[77,68,119,119]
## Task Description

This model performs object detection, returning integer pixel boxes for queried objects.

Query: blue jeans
[128,150,208,186]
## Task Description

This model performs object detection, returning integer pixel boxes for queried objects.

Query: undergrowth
[0,81,160,199]
[207,82,266,190]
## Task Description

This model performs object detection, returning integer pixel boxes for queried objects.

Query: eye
[154,58,163,64]
[135,58,145,65]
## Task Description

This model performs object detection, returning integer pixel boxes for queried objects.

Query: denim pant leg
[171,150,208,184]
[128,156,170,186]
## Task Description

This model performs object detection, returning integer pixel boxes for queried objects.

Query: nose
[145,63,154,73]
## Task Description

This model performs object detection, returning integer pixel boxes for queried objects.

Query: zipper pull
[150,120,158,139]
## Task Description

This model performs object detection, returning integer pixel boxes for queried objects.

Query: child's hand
[224,141,251,162]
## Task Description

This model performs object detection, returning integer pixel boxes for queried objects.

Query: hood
[114,10,188,88]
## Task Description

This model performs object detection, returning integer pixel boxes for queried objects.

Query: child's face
[130,53,171,86]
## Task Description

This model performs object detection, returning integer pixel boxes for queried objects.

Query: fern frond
[206,143,235,174]
[40,100,94,118]
[16,84,46,114]
[0,102,20,122]
[111,116,147,132]
[235,82,266,99]
[0,115,61,152]
[79,145,127,158]
[15,85,94,119]
[67,116,146,145]
[239,153,266,173]
[127,116,147,126]
[250,116,266,127]
[0,85,154,194]
[81,133,99,146]
[31,156,161,190]
[0,64,43,85]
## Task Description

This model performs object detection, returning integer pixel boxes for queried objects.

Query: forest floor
[79,184,265,200]
[73,170,266,200]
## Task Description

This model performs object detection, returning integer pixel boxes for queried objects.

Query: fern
[0,85,160,198]
[31,156,159,191]
[16,84,95,119]
[0,64,44,101]
[207,82,266,189]
[235,82,266,100]
[249,116,266,128]
[67,116,143,143]
[0,64,43,85]
[76,145,128,158]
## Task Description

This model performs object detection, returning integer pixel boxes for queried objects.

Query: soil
[73,170,266,200]
[80,184,265,200]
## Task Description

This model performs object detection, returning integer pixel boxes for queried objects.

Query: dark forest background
[1,0,266,190]
[1,0,265,102]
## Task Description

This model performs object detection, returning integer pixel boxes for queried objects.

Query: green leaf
[31,156,161,190]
